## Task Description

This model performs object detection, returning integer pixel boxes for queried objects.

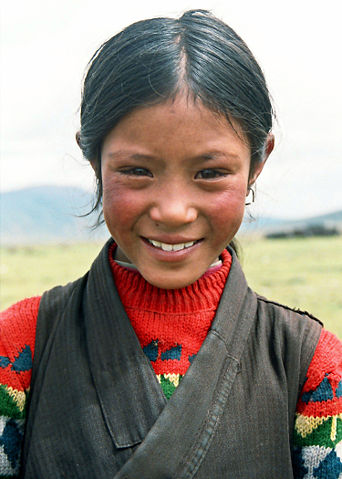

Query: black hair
[79,9,274,221]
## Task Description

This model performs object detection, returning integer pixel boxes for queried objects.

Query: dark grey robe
[21,240,322,478]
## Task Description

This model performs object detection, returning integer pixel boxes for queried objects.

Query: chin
[142,272,200,290]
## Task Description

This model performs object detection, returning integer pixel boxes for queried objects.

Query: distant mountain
[301,210,342,225]
[0,185,108,244]
[240,215,285,233]
[1,185,341,244]
[240,209,342,235]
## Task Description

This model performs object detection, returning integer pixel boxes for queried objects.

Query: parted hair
[79,9,274,217]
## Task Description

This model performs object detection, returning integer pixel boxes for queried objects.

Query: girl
[1,9,341,478]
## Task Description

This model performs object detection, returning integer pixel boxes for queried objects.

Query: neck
[107,242,232,398]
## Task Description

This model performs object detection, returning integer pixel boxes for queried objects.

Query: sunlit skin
[98,94,272,289]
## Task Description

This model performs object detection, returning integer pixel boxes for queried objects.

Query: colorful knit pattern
[0,297,40,478]
[292,328,342,478]
[109,244,232,399]
[1,252,342,477]
[143,340,184,399]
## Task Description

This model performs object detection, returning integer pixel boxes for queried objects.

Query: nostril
[149,203,197,225]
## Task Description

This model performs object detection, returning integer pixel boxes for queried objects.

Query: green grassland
[1,236,341,338]
[238,235,342,337]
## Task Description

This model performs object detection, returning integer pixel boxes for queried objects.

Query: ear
[75,131,81,148]
[248,133,274,187]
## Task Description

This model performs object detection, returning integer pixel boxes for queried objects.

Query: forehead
[102,95,250,159]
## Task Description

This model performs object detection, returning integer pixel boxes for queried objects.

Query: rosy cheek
[206,188,245,224]
[102,183,145,228]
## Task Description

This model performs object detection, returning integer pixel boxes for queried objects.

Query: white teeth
[150,240,162,248]
[148,239,196,251]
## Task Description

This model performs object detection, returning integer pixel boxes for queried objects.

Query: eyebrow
[191,152,242,162]
[107,151,156,161]
[201,153,231,161]
[106,150,240,162]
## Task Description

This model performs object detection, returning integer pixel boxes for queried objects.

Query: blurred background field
[239,235,342,337]
[1,235,341,338]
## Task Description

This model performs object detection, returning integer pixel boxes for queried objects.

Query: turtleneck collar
[108,242,232,314]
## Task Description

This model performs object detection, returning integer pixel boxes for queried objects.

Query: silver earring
[245,186,255,206]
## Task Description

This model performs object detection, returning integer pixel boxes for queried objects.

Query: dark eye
[121,167,153,177]
[196,169,226,179]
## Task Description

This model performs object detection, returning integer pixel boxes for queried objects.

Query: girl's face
[100,95,266,289]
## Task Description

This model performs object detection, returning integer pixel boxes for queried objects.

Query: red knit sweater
[1,248,342,477]
[109,244,232,397]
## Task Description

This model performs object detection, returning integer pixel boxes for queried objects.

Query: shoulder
[37,277,86,323]
[256,293,323,326]
[255,294,323,344]
[254,294,323,355]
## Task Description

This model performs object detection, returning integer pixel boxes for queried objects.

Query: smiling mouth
[146,238,201,252]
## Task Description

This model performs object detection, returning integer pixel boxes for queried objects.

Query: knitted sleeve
[292,328,342,478]
[0,297,40,478]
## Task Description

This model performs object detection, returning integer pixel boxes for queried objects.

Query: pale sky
[1,0,341,219]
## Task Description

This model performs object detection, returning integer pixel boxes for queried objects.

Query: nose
[149,188,198,227]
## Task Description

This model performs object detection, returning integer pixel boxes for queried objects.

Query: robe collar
[84,239,257,477]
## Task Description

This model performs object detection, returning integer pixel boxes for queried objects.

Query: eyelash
[119,167,153,177]
[195,169,227,179]
[119,167,227,180]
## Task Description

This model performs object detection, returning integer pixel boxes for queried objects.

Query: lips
[146,238,200,252]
